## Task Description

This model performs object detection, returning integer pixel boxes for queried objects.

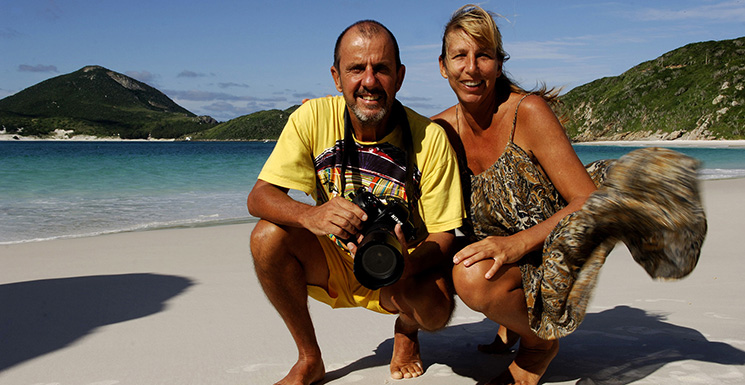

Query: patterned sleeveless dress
[460,96,707,339]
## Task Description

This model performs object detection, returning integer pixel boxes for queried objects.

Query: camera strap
[340,100,418,210]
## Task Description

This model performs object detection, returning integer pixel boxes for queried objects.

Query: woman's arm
[454,95,597,278]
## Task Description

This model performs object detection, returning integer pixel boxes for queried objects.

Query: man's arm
[406,231,455,274]
[372,225,453,278]
[247,179,368,239]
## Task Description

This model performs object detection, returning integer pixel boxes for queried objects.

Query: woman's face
[440,29,501,105]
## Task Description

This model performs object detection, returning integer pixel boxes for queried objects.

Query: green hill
[0,65,217,139]
[559,36,745,141]
[188,105,299,140]
[4,36,743,142]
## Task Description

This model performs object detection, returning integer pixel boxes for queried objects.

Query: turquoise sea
[1,141,744,244]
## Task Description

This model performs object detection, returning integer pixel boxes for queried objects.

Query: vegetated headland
[1,36,743,141]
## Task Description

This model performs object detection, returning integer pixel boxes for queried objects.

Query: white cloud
[218,82,250,89]
[125,70,159,86]
[638,1,745,21]
[198,101,281,121]
[506,40,583,61]
[405,43,441,52]
[18,64,58,73]
[167,90,244,101]
[166,89,286,103]
[177,70,207,78]
[0,28,22,39]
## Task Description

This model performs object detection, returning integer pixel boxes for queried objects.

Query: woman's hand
[453,235,528,279]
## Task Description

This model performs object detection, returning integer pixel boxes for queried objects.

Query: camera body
[348,188,416,290]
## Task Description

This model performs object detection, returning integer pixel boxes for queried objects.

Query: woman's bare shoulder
[431,105,456,122]
[513,94,568,150]
[514,93,553,114]
[431,105,457,131]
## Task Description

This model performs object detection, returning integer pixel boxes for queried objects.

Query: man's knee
[423,279,454,331]
[251,218,279,238]
[250,220,287,262]
[251,221,330,287]
[392,271,454,332]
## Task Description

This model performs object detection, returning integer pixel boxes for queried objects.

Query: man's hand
[347,223,409,260]
[299,196,368,240]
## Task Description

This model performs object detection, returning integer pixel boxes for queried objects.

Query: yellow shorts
[307,235,394,315]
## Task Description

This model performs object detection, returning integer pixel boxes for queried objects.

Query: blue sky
[1,0,744,122]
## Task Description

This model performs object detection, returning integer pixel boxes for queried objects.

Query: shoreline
[0,134,275,142]
[2,139,743,244]
[574,139,745,148]
[2,132,744,147]
[0,134,177,142]
[0,216,259,246]
[3,171,743,245]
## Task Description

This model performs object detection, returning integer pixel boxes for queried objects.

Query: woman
[432,5,706,384]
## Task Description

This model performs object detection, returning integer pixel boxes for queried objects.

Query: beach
[575,139,745,148]
[1,177,744,385]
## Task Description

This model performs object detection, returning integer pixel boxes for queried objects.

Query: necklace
[455,103,462,136]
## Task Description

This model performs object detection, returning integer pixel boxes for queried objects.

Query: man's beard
[350,103,387,126]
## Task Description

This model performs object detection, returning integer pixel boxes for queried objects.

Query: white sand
[575,139,745,148]
[1,178,744,384]
[0,130,175,141]
[3,132,745,148]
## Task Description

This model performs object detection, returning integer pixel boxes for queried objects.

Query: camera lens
[360,244,398,279]
[354,230,404,289]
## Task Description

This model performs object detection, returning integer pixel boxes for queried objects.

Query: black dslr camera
[347,188,417,290]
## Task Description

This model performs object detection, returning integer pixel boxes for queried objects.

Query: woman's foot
[478,325,520,354]
[487,339,559,385]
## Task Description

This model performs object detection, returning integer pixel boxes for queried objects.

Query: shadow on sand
[0,273,193,372]
[322,305,745,384]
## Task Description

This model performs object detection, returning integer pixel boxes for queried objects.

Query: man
[247,20,464,385]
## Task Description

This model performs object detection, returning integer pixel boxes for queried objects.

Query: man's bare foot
[390,317,424,379]
[487,339,559,385]
[275,355,325,385]
[478,325,520,354]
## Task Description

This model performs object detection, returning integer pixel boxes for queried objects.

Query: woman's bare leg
[454,261,557,385]
[478,325,520,354]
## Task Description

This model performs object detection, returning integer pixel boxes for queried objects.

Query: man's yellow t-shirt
[258,95,464,244]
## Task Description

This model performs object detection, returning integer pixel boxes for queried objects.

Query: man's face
[331,29,405,130]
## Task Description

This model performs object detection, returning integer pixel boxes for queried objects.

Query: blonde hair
[441,4,561,107]
[441,5,507,64]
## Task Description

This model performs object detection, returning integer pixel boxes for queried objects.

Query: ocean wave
[2,141,742,245]
[0,215,258,245]
[698,168,745,180]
